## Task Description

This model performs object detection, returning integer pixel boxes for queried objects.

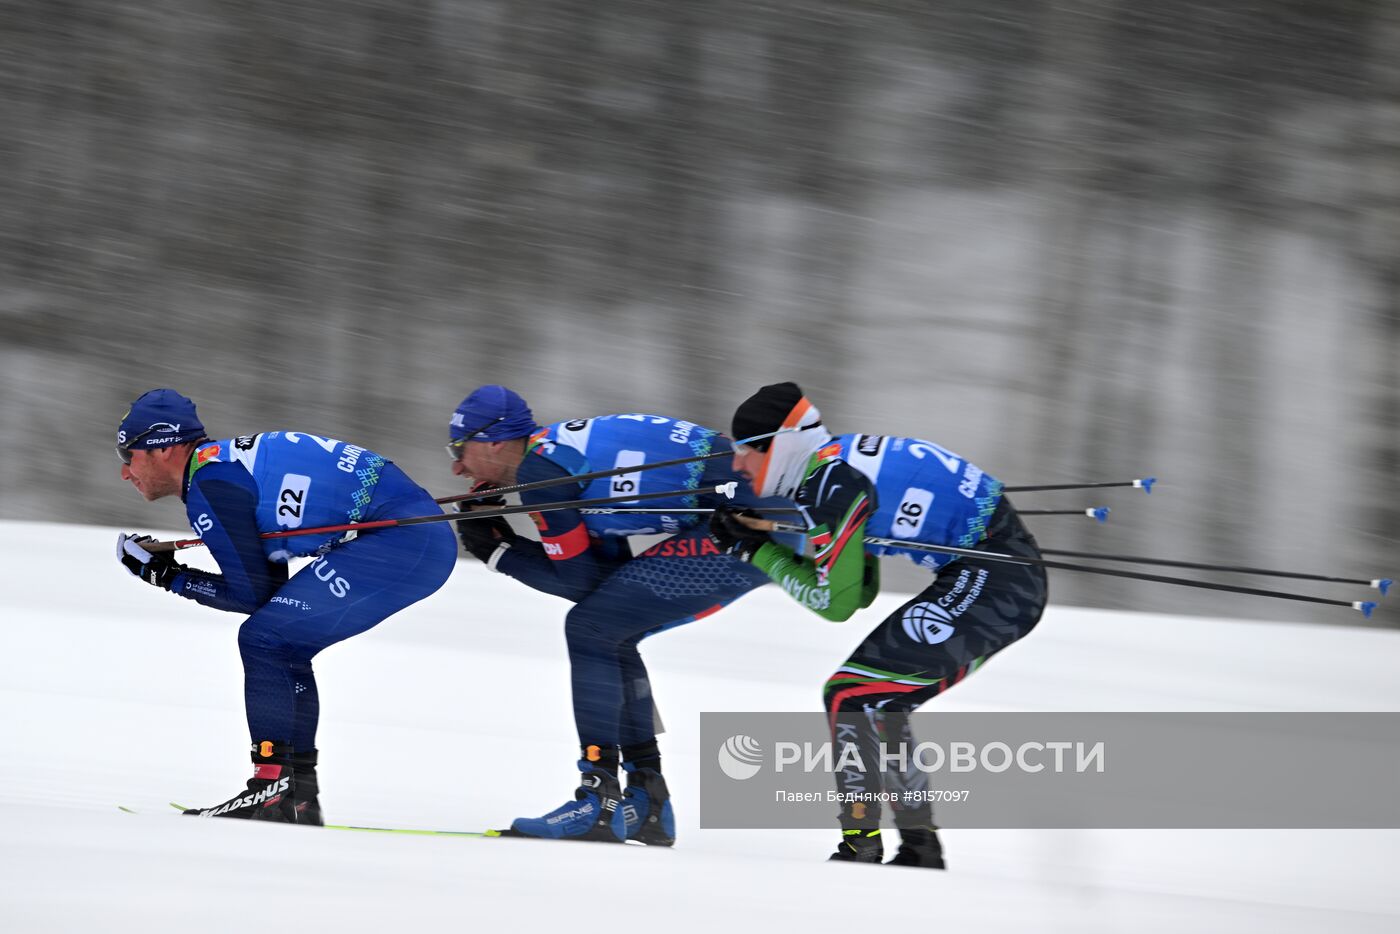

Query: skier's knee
[237,618,293,660]
[823,674,856,713]
[564,604,623,650]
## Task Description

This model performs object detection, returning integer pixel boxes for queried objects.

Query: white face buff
[748,397,831,499]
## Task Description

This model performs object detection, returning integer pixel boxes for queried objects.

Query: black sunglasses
[115,428,157,465]
[445,414,507,460]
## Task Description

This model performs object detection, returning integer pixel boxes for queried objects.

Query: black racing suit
[746,455,1048,831]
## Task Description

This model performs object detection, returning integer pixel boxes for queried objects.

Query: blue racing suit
[483,415,781,748]
[173,432,457,749]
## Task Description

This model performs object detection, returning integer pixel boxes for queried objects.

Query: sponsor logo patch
[856,434,882,456]
[901,602,956,644]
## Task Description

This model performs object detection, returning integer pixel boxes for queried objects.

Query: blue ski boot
[621,763,675,846]
[508,761,628,842]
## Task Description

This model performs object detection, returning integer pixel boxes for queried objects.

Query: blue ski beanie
[117,389,207,451]
[450,385,538,442]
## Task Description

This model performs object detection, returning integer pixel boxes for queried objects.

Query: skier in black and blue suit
[445,385,793,845]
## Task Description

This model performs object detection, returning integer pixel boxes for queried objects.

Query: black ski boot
[886,826,946,869]
[621,764,675,846]
[828,829,884,863]
[183,741,298,822]
[289,749,322,826]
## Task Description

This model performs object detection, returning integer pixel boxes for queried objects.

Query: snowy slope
[2,520,1398,933]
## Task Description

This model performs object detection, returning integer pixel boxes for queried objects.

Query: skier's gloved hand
[454,502,517,563]
[116,532,182,590]
[708,507,771,562]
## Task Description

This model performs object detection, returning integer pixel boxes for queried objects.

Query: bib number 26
[892,487,933,539]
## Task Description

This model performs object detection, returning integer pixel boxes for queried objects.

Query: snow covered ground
[2,519,1398,933]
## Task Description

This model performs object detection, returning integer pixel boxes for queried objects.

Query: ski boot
[183,741,298,822]
[289,749,323,826]
[886,826,946,869]
[621,763,675,846]
[828,828,884,863]
[507,761,628,842]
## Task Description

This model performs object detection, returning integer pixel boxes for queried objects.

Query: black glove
[708,507,771,561]
[116,533,182,590]
[454,501,518,563]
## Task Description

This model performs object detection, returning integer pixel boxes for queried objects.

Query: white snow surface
[2,520,1398,933]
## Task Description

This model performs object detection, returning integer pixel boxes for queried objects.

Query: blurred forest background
[1,0,1396,625]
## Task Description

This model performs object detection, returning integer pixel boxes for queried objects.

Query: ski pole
[1038,549,1392,595]
[764,523,1378,617]
[578,507,802,515]
[1004,477,1155,494]
[593,506,1105,520]
[1020,507,1111,523]
[434,426,797,507]
[589,506,1108,522]
[147,483,743,553]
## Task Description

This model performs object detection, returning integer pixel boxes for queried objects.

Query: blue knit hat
[449,385,538,442]
[117,389,207,451]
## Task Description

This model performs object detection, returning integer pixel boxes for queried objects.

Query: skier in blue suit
[115,389,457,824]
[445,385,789,845]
